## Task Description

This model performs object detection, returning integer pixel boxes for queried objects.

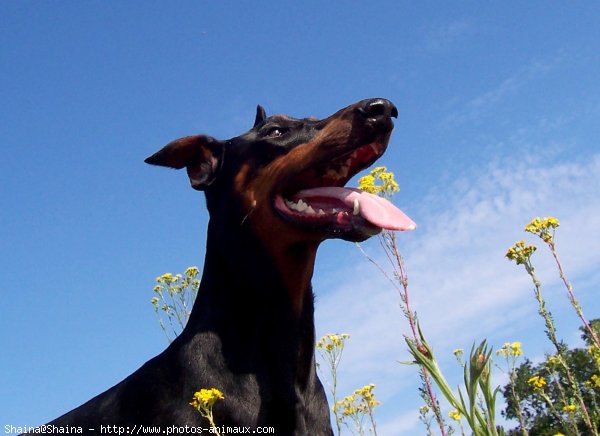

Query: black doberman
[36,98,415,435]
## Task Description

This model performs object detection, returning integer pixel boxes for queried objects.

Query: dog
[33,98,415,435]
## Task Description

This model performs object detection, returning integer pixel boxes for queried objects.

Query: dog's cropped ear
[254,105,267,127]
[145,135,224,191]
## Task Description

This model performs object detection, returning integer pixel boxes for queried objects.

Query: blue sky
[2,2,600,434]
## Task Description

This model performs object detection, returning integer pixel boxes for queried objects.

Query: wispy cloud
[315,151,600,434]
[441,53,564,127]
[423,19,472,53]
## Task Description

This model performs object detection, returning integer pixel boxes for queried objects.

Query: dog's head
[145,99,415,244]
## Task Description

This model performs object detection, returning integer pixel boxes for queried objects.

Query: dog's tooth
[318,209,326,215]
[353,198,360,215]
[345,158,352,166]
[339,166,349,177]
[286,199,299,211]
[369,143,379,154]
[305,205,316,215]
[296,199,308,212]
[332,208,339,214]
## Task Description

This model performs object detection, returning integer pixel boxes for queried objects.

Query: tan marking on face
[232,116,357,315]
[233,163,256,213]
[233,147,317,314]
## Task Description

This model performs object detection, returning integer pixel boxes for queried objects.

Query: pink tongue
[295,187,416,231]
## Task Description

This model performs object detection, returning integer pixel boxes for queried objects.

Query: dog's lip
[274,188,416,232]
[273,193,382,236]
[281,141,386,197]
[272,140,416,234]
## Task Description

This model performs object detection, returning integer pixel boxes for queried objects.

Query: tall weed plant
[149,169,599,435]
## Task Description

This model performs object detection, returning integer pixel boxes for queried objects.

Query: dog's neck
[182,219,319,387]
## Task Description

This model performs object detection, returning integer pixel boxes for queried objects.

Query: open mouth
[273,141,416,237]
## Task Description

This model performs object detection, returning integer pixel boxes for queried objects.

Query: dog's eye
[266,127,287,138]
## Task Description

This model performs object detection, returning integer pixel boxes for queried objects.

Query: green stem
[548,242,600,350]
[508,369,528,436]
[524,262,598,436]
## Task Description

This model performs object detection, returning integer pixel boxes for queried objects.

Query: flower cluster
[152,268,200,309]
[190,388,224,435]
[190,388,225,409]
[562,404,576,413]
[527,375,547,390]
[316,333,350,352]
[355,384,379,409]
[589,345,600,365]
[524,216,560,243]
[496,342,523,358]
[335,384,380,417]
[155,267,200,288]
[358,166,400,198]
[505,240,537,265]
[151,266,201,342]
[585,374,600,389]
[156,272,178,283]
[337,395,359,417]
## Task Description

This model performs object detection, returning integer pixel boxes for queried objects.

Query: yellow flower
[358,175,380,194]
[357,166,400,198]
[524,217,541,233]
[354,384,379,408]
[588,374,600,388]
[189,388,224,409]
[335,384,380,418]
[496,342,523,358]
[336,395,359,416]
[448,410,461,421]
[510,342,523,356]
[562,404,576,413]
[587,346,600,366]
[185,266,200,277]
[506,240,537,265]
[527,375,546,390]
[156,272,174,283]
[524,216,560,243]
[547,355,561,366]
[553,433,566,436]
[316,333,350,351]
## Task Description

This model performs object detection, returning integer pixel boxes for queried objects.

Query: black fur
[32,98,398,435]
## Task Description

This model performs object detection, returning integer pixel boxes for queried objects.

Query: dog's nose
[357,99,398,120]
